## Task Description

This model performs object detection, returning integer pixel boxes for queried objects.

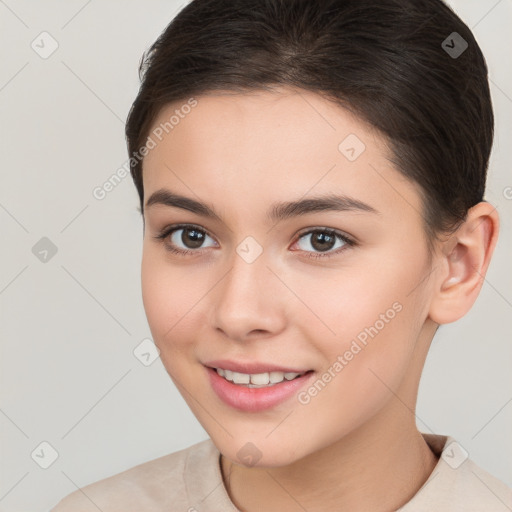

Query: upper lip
[204,359,312,374]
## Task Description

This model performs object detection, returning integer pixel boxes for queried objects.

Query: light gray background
[0,1,511,510]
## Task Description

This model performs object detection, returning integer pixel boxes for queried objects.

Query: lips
[204,361,315,412]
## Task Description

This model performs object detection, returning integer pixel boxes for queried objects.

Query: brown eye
[297,229,348,252]
[309,231,337,252]
[179,227,206,249]
[292,228,354,260]
[155,224,217,255]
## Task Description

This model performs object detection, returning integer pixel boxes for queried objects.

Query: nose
[211,251,287,342]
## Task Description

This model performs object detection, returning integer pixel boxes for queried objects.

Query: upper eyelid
[295,226,352,239]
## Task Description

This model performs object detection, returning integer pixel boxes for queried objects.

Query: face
[141,88,437,467]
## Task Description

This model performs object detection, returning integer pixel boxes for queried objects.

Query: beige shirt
[51,433,512,511]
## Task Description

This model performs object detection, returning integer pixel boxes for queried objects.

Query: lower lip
[206,366,315,412]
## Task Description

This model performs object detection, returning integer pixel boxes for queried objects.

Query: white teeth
[269,371,284,383]
[232,371,250,384]
[215,368,305,387]
[250,372,270,385]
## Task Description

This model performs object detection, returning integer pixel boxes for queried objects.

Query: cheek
[287,258,417,344]
[290,246,430,387]
[141,249,202,357]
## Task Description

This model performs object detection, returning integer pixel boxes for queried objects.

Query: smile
[214,367,306,388]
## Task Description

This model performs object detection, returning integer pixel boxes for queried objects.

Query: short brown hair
[125,0,493,245]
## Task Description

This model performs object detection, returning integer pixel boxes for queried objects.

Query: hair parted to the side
[125,0,494,248]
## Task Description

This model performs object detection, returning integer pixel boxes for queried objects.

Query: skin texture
[140,88,499,511]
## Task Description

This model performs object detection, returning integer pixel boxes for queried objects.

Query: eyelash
[153,223,356,260]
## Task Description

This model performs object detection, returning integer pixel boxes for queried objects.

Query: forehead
[142,88,422,223]
[145,88,383,165]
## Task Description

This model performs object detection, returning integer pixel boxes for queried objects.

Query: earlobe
[429,202,499,325]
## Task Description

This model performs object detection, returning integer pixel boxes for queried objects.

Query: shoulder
[447,457,512,511]
[401,434,512,511]
[51,438,216,512]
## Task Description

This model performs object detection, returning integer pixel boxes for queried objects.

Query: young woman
[53,0,511,510]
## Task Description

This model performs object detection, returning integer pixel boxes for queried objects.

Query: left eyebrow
[144,188,379,222]
[268,194,379,222]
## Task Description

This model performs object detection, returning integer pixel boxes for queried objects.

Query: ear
[428,201,499,325]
